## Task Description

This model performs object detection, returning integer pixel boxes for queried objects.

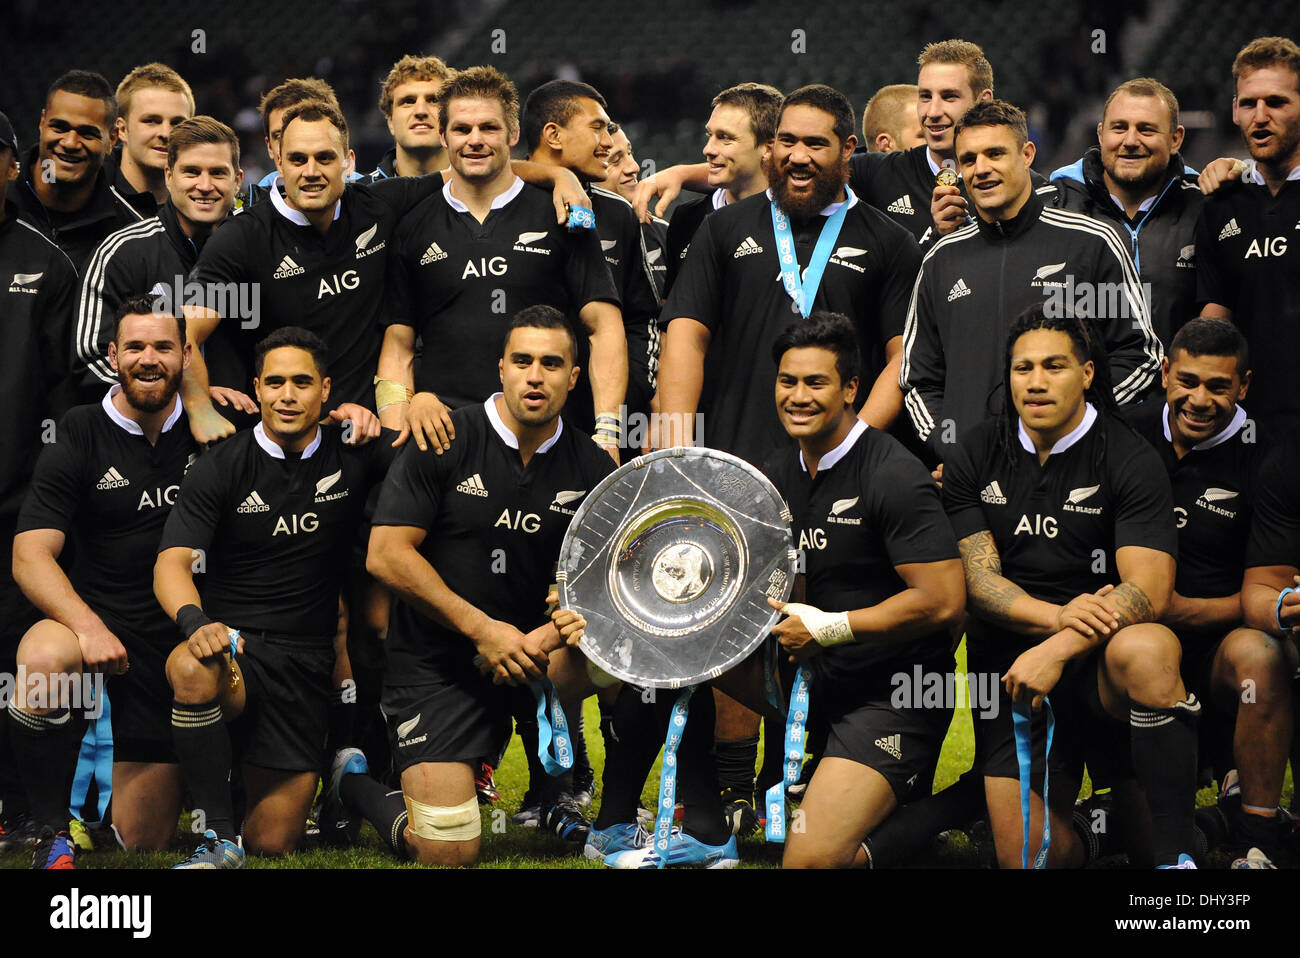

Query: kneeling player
[1131,318,1294,866]
[154,328,392,867]
[11,298,197,865]
[762,312,965,868]
[942,304,1199,868]
[356,306,616,866]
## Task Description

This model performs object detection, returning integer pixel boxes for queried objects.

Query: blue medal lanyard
[649,687,695,867]
[532,678,574,775]
[765,666,811,843]
[770,188,853,317]
[1012,698,1054,869]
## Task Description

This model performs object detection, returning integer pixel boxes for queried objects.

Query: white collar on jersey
[1018,401,1098,455]
[712,187,729,210]
[799,418,868,472]
[270,178,342,226]
[926,150,943,177]
[1110,193,1156,215]
[253,421,321,459]
[1246,160,1300,186]
[1161,401,1248,451]
[101,384,183,436]
[484,392,563,454]
[764,185,859,216]
[444,175,525,213]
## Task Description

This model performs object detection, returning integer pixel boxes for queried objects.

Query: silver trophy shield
[558,447,796,688]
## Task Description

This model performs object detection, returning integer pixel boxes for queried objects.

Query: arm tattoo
[1108,581,1156,631]
[958,531,1031,628]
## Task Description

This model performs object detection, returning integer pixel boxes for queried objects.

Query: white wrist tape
[780,602,853,646]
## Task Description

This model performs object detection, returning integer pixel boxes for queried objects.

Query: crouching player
[941,304,1199,868]
[762,311,966,868]
[1130,317,1294,867]
[335,306,616,866]
[153,327,391,867]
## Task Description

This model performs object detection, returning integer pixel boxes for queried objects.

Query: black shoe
[513,787,543,827]
[1073,790,1118,862]
[721,788,760,838]
[0,814,40,853]
[1227,802,1299,865]
[572,765,595,808]
[543,798,591,844]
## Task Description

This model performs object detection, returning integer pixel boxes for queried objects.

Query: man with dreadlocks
[939,303,1200,869]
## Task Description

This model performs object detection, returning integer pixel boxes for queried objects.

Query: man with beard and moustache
[75,117,250,409]
[655,84,921,843]
[600,123,669,303]
[1196,36,1300,435]
[10,297,197,867]
[862,84,926,154]
[900,100,1161,468]
[12,71,145,275]
[371,55,455,181]
[1040,78,1204,352]
[106,64,195,216]
[0,109,79,852]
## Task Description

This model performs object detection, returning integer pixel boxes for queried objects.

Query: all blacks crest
[558,447,796,689]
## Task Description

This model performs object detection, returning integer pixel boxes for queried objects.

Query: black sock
[715,734,758,796]
[673,689,729,846]
[1131,695,1200,867]
[755,717,785,796]
[7,703,86,831]
[172,699,236,841]
[593,684,661,829]
[0,704,30,822]
[339,773,410,860]
[861,770,984,868]
[327,696,357,754]
[572,711,590,779]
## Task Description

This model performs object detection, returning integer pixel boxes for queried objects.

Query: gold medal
[936,166,959,189]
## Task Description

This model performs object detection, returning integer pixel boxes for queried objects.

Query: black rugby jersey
[943,405,1176,649]
[642,215,669,303]
[18,389,196,642]
[372,397,615,681]
[1244,438,1300,570]
[1129,399,1260,600]
[662,188,920,467]
[158,423,397,638]
[190,174,443,411]
[762,420,959,690]
[385,177,619,411]
[664,189,725,297]
[1194,171,1300,428]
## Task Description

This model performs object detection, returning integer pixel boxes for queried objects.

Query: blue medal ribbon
[765,666,811,843]
[532,677,573,776]
[69,684,112,824]
[651,687,694,868]
[770,188,854,317]
[1012,698,1054,869]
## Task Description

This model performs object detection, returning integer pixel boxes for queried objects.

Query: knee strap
[404,795,480,842]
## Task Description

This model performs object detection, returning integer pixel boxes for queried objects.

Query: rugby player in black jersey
[371,55,455,180]
[340,306,615,866]
[108,64,195,214]
[154,327,395,867]
[10,296,196,867]
[762,311,965,868]
[1129,317,1294,867]
[1196,36,1300,432]
[378,67,625,463]
[600,122,669,303]
[942,304,1199,868]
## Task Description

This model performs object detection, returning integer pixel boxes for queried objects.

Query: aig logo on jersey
[826,496,861,525]
[513,231,551,256]
[1196,487,1239,518]
[137,485,179,511]
[549,490,585,516]
[1014,514,1058,537]
[274,512,319,535]
[354,223,386,259]
[1245,236,1288,258]
[1063,484,1103,514]
[318,270,360,299]
[463,257,507,279]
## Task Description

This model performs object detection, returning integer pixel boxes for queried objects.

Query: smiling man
[900,99,1162,467]
[107,64,195,214]
[76,116,244,404]
[599,123,669,301]
[13,70,144,273]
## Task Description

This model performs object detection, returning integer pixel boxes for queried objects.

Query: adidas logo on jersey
[420,242,448,265]
[1196,487,1239,518]
[237,491,271,513]
[314,469,349,502]
[1176,244,1196,268]
[886,194,915,214]
[1218,218,1241,241]
[95,467,129,490]
[947,278,972,301]
[455,474,490,498]
[550,489,585,515]
[272,255,304,279]
[354,223,386,258]
[827,496,862,525]
[9,271,42,294]
[874,734,902,760]
[733,236,763,258]
[1063,484,1102,514]
[980,481,1007,505]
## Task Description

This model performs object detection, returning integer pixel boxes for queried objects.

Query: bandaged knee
[404,795,481,842]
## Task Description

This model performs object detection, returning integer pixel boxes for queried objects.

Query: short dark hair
[1169,316,1250,375]
[779,85,856,146]
[114,292,186,345]
[254,326,329,378]
[503,304,578,362]
[522,79,607,153]
[45,70,117,127]
[280,100,350,152]
[437,65,520,137]
[771,310,862,387]
[956,99,1028,149]
[712,82,784,143]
